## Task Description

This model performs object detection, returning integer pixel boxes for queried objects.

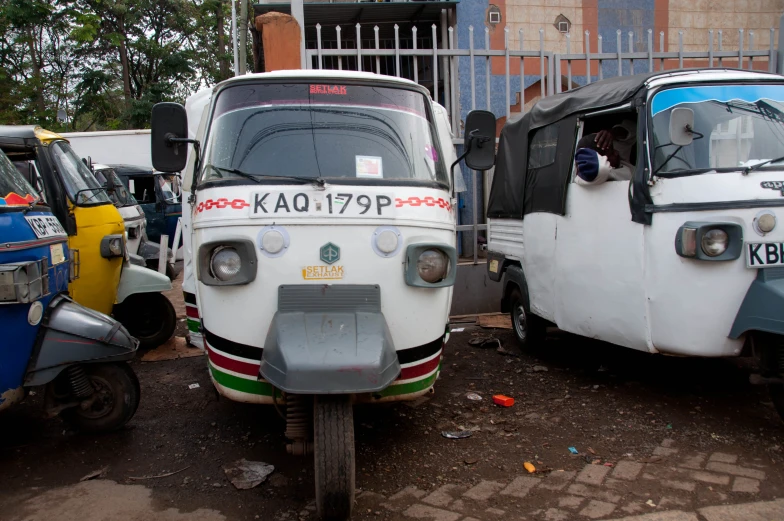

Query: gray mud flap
[25,295,139,386]
[260,285,400,394]
[729,268,784,339]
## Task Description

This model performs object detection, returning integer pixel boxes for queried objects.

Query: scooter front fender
[259,285,400,394]
[116,262,172,304]
[729,268,784,339]
[24,295,139,387]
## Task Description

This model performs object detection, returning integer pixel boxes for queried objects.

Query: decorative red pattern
[196,198,250,213]
[395,196,451,211]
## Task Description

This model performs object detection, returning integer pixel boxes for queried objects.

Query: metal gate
[305,17,783,266]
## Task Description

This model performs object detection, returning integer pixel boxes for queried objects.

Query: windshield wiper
[743,155,784,175]
[204,164,321,186]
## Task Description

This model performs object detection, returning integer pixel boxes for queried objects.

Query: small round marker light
[754,211,777,235]
[261,230,286,254]
[28,301,44,325]
[376,230,399,254]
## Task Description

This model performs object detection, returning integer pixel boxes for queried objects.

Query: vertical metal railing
[306,21,779,265]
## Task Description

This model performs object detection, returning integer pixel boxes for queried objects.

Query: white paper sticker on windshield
[356,156,383,179]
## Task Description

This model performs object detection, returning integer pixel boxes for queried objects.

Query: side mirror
[669,107,695,147]
[463,110,496,171]
[151,102,189,172]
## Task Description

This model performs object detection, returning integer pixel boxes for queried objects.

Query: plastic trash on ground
[442,430,473,439]
[492,395,515,407]
[223,459,275,490]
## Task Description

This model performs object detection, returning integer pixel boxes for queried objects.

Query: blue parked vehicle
[0,148,141,431]
[110,164,182,250]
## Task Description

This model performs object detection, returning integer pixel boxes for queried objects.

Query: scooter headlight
[100,234,125,258]
[701,228,728,257]
[210,247,242,281]
[417,249,449,283]
[675,222,742,261]
[198,239,257,286]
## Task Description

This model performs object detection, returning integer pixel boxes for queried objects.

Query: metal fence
[305,18,784,264]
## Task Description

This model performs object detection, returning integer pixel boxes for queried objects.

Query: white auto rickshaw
[486,69,784,418]
[150,71,494,520]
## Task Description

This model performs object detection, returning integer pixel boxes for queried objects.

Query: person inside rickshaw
[574,134,632,185]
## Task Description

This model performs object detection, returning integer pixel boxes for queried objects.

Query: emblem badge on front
[320,243,340,264]
[761,181,784,196]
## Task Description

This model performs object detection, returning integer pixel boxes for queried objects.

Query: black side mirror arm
[450,133,474,199]
[164,134,201,204]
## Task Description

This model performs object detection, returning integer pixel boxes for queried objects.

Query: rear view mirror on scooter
[669,107,695,147]
[464,110,497,171]
[151,102,190,173]
[450,110,496,196]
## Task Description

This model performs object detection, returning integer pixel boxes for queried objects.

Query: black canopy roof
[524,73,656,133]
[487,69,784,221]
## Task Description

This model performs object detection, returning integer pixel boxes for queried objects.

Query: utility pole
[231,0,239,76]
[239,0,248,74]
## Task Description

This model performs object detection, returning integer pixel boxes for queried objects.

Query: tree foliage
[0,0,250,131]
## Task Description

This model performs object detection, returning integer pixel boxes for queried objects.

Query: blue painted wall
[598,0,656,77]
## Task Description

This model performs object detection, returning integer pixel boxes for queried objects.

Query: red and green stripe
[205,328,442,401]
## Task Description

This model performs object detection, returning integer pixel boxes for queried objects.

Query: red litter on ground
[492,395,515,407]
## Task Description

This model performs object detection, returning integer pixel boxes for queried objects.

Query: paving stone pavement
[357,439,782,521]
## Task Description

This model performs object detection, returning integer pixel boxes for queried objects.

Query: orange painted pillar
[255,12,302,71]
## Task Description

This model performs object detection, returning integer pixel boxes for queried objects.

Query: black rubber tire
[114,292,176,350]
[313,396,355,521]
[509,287,546,350]
[61,363,141,432]
[758,333,784,421]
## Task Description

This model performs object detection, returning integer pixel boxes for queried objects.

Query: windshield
[0,149,39,207]
[651,84,784,174]
[49,141,111,205]
[156,174,180,203]
[201,82,448,187]
[94,167,135,207]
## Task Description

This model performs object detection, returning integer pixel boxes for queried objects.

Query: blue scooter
[0,148,140,431]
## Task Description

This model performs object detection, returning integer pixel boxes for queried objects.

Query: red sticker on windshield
[310,85,347,95]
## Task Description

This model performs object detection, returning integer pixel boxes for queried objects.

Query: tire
[61,363,141,432]
[509,287,546,349]
[313,395,355,521]
[757,333,784,421]
[114,293,176,350]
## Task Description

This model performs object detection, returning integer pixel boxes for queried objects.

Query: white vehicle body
[62,130,152,168]
[174,71,458,405]
[488,69,784,358]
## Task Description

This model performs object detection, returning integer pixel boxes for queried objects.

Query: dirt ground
[2,289,784,520]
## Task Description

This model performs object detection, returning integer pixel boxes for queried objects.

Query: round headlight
[701,228,729,257]
[109,237,124,256]
[211,247,242,281]
[417,249,448,283]
[261,230,286,254]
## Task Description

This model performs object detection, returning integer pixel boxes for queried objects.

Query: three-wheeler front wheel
[114,292,176,350]
[313,395,355,521]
